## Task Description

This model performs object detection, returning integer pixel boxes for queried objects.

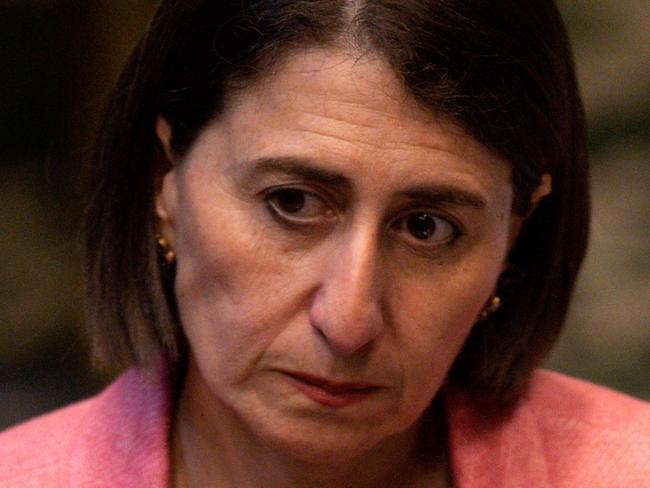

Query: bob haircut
[86,0,589,405]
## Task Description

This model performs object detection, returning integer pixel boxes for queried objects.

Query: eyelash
[265,187,336,226]
[264,187,463,248]
[390,210,462,248]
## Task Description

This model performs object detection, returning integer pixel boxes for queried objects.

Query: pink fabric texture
[1,366,648,487]
[445,372,650,487]
[0,366,172,487]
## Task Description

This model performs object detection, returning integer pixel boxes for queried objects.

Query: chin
[262,428,387,465]
[248,408,421,466]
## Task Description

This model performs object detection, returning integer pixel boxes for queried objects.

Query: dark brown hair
[85,0,589,403]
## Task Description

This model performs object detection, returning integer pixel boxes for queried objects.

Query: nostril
[309,289,383,356]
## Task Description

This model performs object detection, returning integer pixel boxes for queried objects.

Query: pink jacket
[1,365,648,487]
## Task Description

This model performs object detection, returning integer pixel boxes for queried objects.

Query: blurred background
[1,1,648,430]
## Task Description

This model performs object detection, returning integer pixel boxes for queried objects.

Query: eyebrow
[240,156,487,209]
[400,187,486,209]
[240,157,353,193]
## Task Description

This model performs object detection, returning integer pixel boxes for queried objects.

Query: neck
[172,362,450,488]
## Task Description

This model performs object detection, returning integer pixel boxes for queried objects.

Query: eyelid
[390,209,463,247]
[264,186,337,223]
[262,181,327,201]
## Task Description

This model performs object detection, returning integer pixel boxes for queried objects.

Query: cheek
[389,258,502,414]
[172,195,315,382]
[173,206,275,363]
[393,253,502,340]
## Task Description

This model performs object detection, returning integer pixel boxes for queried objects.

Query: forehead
[232,48,469,154]
[192,47,512,205]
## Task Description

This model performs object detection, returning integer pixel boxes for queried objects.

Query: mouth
[281,371,381,408]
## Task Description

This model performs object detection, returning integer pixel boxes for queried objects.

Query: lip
[281,371,381,408]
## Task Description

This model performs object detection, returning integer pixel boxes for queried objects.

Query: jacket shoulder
[445,370,650,487]
[0,395,96,486]
[527,370,650,485]
[0,364,171,487]
[527,370,649,428]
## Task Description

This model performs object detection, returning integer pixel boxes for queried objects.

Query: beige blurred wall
[546,0,650,397]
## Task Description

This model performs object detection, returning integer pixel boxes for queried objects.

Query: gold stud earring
[156,235,176,264]
[478,295,502,321]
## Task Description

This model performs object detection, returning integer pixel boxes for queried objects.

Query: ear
[528,174,552,216]
[155,169,178,249]
[155,116,179,249]
[156,116,175,163]
[506,173,553,254]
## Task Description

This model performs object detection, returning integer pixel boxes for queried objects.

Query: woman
[1,1,648,486]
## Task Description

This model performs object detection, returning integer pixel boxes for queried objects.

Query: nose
[309,224,385,356]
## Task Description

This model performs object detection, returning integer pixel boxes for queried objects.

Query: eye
[265,188,335,223]
[393,212,459,247]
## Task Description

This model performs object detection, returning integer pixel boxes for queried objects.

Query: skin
[156,47,549,488]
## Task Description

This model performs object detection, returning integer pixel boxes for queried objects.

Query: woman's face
[157,48,522,460]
